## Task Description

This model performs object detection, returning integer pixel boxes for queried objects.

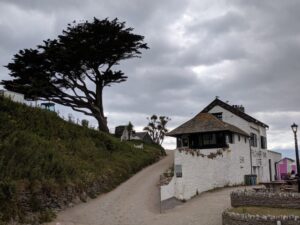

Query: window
[226,133,234,144]
[238,135,241,142]
[261,136,267,149]
[177,137,182,148]
[203,133,216,145]
[212,112,223,120]
[182,136,189,147]
[250,133,257,147]
[175,165,182,178]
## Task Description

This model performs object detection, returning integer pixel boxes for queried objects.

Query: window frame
[250,133,257,147]
[211,112,223,120]
[261,136,267,149]
[181,135,189,147]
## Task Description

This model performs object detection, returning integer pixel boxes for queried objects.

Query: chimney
[232,104,245,112]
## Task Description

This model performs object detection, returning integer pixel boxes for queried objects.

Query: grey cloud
[3,0,85,12]
[1,0,300,153]
[187,11,249,36]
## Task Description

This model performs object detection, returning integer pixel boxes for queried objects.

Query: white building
[0,90,24,103]
[114,125,154,144]
[161,98,282,201]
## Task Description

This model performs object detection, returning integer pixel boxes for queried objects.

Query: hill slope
[0,97,162,224]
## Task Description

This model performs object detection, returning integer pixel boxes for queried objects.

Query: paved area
[47,151,245,225]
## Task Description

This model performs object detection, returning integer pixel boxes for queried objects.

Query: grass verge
[0,97,163,224]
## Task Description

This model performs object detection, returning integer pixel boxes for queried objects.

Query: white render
[160,177,175,201]
[208,105,268,182]
[173,138,251,200]
[0,90,24,103]
[267,150,282,181]
[161,102,282,201]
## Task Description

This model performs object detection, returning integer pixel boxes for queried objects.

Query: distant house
[160,98,282,201]
[276,157,297,180]
[131,132,153,144]
[0,90,24,103]
[114,125,153,144]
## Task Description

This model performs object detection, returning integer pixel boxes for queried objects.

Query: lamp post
[291,123,300,193]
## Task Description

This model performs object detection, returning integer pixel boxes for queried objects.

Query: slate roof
[201,98,269,128]
[134,132,149,139]
[167,113,249,137]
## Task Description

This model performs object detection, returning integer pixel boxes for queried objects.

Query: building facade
[276,158,297,180]
[161,98,281,201]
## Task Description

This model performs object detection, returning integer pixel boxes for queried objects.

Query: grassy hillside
[0,97,163,224]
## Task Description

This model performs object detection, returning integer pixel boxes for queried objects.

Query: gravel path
[47,151,244,225]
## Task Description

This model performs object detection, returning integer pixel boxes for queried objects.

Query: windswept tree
[144,115,171,145]
[1,18,148,132]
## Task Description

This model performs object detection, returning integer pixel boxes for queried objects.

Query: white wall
[173,137,251,200]
[160,177,175,201]
[267,151,282,181]
[208,105,269,182]
[2,90,24,103]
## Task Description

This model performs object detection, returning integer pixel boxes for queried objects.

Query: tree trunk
[96,115,109,133]
[95,84,109,133]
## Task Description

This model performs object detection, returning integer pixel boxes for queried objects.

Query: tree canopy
[1,18,149,132]
[144,115,170,146]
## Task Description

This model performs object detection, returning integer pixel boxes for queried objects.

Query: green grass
[0,96,163,224]
[229,206,300,216]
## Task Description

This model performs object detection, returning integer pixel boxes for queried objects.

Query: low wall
[160,176,175,201]
[231,190,300,209]
[223,211,300,225]
[160,197,182,212]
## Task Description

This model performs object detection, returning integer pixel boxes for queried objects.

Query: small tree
[1,18,148,132]
[144,115,170,145]
[127,121,134,141]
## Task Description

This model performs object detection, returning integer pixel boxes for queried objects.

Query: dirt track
[47,151,242,225]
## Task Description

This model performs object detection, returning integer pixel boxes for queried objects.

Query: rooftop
[167,113,249,137]
[201,98,269,128]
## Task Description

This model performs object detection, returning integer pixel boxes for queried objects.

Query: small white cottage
[161,98,281,201]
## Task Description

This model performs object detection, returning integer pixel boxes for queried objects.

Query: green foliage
[2,18,149,132]
[144,115,170,152]
[0,97,161,224]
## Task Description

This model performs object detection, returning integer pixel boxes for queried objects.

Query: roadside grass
[229,206,300,216]
[0,96,163,224]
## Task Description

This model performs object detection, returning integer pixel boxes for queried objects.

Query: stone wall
[231,190,300,209]
[223,211,300,225]
[12,179,106,223]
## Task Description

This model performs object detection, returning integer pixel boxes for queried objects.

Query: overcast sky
[1,0,300,157]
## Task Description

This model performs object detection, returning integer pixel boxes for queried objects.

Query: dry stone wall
[231,190,300,209]
[223,211,300,225]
